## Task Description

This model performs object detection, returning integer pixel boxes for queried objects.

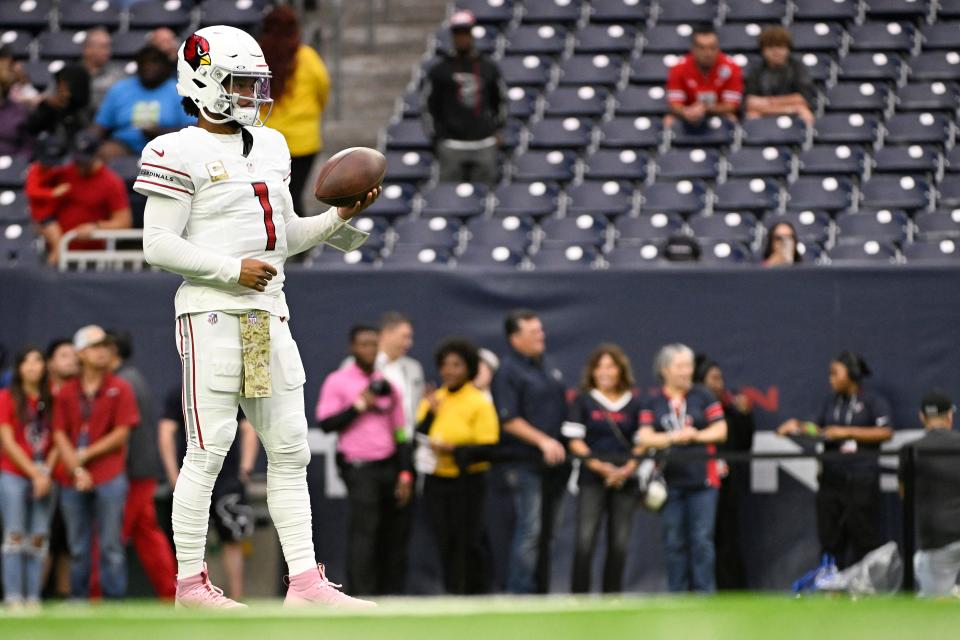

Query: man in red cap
[422,10,505,185]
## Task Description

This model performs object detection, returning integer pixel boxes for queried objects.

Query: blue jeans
[660,486,719,593]
[503,466,542,594]
[60,474,129,599]
[0,472,55,603]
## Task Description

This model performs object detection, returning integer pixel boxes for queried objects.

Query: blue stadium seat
[498,55,553,87]
[798,144,866,176]
[826,240,898,264]
[385,151,433,184]
[400,90,421,118]
[715,179,780,211]
[797,240,825,262]
[505,86,537,119]
[835,209,908,244]
[861,175,931,210]
[724,0,787,22]
[0,223,39,267]
[838,52,903,82]
[589,0,650,22]
[598,116,662,148]
[741,116,807,146]
[343,216,390,250]
[767,210,831,244]
[914,209,960,240]
[689,211,758,243]
[0,0,52,32]
[615,212,684,243]
[813,113,880,144]
[492,181,560,217]
[540,214,607,247]
[419,183,488,219]
[543,86,609,117]
[363,183,417,218]
[573,24,637,54]
[656,148,720,181]
[669,117,735,147]
[848,22,915,52]
[629,54,677,85]
[456,244,526,269]
[567,180,635,217]
[504,24,567,55]
[584,149,648,182]
[0,189,29,223]
[454,0,516,24]
[37,31,86,60]
[604,244,665,268]
[938,0,960,19]
[558,54,623,86]
[531,244,600,269]
[790,22,846,52]
[715,23,762,53]
[902,239,960,264]
[872,145,939,176]
[59,1,121,30]
[795,51,834,83]
[392,217,461,249]
[938,179,960,208]
[528,117,593,149]
[895,81,959,112]
[641,24,692,53]
[511,150,577,183]
[0,156,30,189]
[793,0,858,21]
[466,215,536,252]
[699,240,754,264]
[382,245,452,268]
[434,24,498,55]
[642,180,707,214]
[824,82,889,113]
[22,60,54,91]
[129,0,191,30]
[615,85,668,115]
[866,0,929,19]
[111,30,152,59]
[199,0,268,29]
[308,246,379,269]
[385,120,431,151]
[786,176,855,211]
[522,0,583,23]
[1,30,32,59]
[910,52,960,82]
[657,0,719,23]
[883,112,951,145]
[919,22,960,50]
[726,146,792,179]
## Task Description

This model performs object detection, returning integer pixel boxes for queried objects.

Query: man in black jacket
[422,10,506,185]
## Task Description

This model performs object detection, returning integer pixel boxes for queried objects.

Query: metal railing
[57,229,145,272]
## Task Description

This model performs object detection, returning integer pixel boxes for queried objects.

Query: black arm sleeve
[416,411,436,436]
[318,406,360,433]
[396,441,413,473]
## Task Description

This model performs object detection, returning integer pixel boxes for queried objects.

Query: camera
[368,378,392,397]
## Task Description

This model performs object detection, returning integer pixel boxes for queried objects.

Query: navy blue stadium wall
[3,266,959,593]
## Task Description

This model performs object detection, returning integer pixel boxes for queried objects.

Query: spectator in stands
[900,390,960,598]
[474,348,499,402]
[0,46,31,160]
[34,131,131,266]
[565,344,641,594]
[417,338,498,594]
[158,394,258,599]
[695,355,755,590]
[777,351,893,568]
[149,28,180,65]
[638,343,727,593]
[744,26,816,127]
[25,133,71,235]
[53,325,138,600]
[44,339,78,395]
[258,5,331,211]
[422,10,505,186]
[0,347,58,609]
[82,28,125,110]
[762,221,802,267]
[106,330,176,600]
[94,45,194,160]
[24,64,91,140]
[666,24,743,129]
[316,325,412,595]
[492,310,568,594]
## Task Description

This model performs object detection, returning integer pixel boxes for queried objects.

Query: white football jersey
[135,125,295,318]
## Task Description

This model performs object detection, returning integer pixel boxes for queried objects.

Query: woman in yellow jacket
[416,338,499,594]
[259,6,331,210]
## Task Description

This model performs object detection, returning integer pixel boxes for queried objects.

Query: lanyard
[666,396,688,433]
[832,394,858,425]
[24,399,48,462]
[78,389,98,447]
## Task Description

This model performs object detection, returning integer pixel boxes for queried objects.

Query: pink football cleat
[284,564,376,609]
[175,563,247,609]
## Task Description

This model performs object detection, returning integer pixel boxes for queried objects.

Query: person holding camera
[316,325,412,596]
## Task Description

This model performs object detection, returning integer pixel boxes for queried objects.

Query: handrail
[57,229,145,272]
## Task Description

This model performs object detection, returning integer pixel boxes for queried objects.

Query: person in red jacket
[25,133,71,246]
[665,24,744,129]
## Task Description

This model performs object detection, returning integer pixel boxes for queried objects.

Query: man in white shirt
[136,25,379,609]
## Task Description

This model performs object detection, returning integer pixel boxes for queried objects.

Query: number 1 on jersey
[252,182,277,250]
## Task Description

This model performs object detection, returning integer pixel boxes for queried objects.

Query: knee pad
[183,445,226,477]
[2,532,24,554]
[266,441,310,470]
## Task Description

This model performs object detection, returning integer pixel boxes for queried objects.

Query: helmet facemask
[205,67,273,127]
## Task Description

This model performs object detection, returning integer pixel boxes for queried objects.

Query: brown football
[313,147,387,208]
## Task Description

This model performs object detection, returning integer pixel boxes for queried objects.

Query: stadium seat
[584,149,648,182]
[522,0,583,23]
[786,176,855,211]
[539,214,607,248]
[308,246,379,269]
[848,22,915,52]
[615,85,668,115]
[790,22,846,52]
[0,223,39,267]
[866,0,929,19]
[598,116,663,148]
[492,182,560,217]
[838,52,903,83]
[629,54,678,85]
[714,179,780,211]
[543,86,609,117]
[670,117,735,147]
[382,245,452,268]
[813,113,880,144]
[946,146,960,173]
[558,55,623,87]
[111,30,152,60]
[567,180,635,217]
[835,209,908,244]
[573,24,638,54]
[419,183,488,219]
[21,60,54,91]
[715,24,762,53]
[455,244,526,269]
[392,217,461,250]
[363,183,417,218]
[498,55,553,87]
[698,240,754,264]
[434,24,498,55]
[796,51,834,83]
[724,0,788,22]
[0,156,30,189]
[528,117,593,149]
[503,25,567,55]
[910,52,960,82]
[641,24,693,53]
[511,150,577,183]
[506,86,537,119]
[37,31,86,60]
[604,243,665,268]
[824,83,889,113]
[914,209,960,240]
[767,210,831,244]
[938,179,960,208]
[0,0,52,32]
[726,146,792,179]
[689,211,758,243]
[655,148,720,181]
[657,0,719,23]
[385,151,433,184]
[589,0,650,22]
[793,0,859,21]
[796,240,825,262]
[454,0,516,24]
[641,180,707,215]
[902,238,960,264]
[59,1,121,30]
[385,120,431,151]
[741,116,807,147]
[614,212,684,243]
[937,0,960,19]
[199,0,267,29]
[861,175,931,210]
[466,215,536,252]
[343,217,389,253]
[531,244,600,269]
[895,81,959,113]
[883,113,951,146]
[0,189,28,223]
[872,145,939,176]
[919,22,960,50]
[1,30,32,59]
[798,144,866,176]
[826,240,898,263]
[129,0,191,30]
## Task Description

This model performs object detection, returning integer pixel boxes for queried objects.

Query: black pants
[341,457,408,595]
[424,472,491,594]
[571,480,636,593]
[715,465,749,590]
[536,463,572,594]
[816,471,883,569]
[288,153,316,213]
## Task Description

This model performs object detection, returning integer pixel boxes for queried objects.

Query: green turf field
[3,595,959,640]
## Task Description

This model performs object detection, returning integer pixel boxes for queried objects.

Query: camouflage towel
[240,310,272,398]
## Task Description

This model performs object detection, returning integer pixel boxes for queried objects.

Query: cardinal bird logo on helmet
[184,34,212,71]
